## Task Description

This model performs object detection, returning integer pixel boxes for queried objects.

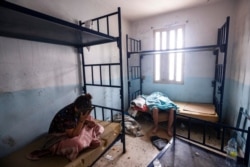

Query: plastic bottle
[153,158,162,167]
[225,137,237,166]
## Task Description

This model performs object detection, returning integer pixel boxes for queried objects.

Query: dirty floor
[93,115,224,167]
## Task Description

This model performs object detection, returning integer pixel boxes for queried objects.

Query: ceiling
[100,0,225,21]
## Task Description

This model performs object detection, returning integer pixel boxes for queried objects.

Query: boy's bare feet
[152,126,158,133]
[167,129,173,137]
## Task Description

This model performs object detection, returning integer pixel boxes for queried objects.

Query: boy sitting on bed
[151,107,175,136]
[27,94,104,161]
[130,92,177,137]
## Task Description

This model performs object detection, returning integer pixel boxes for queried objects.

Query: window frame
[153,25,185,84]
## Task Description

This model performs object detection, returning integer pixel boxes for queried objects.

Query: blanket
[143,92,178,111]
[27,121,104,161]
[113,114,143,137]
[129,92,178,117]
[49,122,104,161]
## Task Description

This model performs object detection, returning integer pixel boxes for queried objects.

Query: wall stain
[1,135,16,147]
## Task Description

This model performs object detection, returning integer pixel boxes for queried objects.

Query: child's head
[74,93,92,114]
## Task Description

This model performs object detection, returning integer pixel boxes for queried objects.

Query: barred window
[154,26,184,84]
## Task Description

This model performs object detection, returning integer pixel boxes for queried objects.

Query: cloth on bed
[128,92,178,117]
[27,115,104,161]
[130,96,147,110]
[113,113,143,137]
[143,92,178,111]
[48,119,104,161]
[0,121,121,167]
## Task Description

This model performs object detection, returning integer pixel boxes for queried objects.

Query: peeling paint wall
[130,0,235,103]
[225,0,250,126]
[0,37,81,157]
[0,0,130,157]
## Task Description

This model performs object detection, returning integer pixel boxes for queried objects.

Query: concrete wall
[225,0,250,126]
[129,0,236,104]
[0,0,131,157]
[129,0,250,127]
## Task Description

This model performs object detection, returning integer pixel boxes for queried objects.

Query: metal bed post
[218,16,230,124]
[140,54,143,94]
[126,34,131,107]
[78,47,86,94]
[245,127,250,166]
[117,7,126,154]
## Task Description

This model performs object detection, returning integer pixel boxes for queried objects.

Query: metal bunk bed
[0,1,125,166]
[126,17,230,125]
[147,107,250,166]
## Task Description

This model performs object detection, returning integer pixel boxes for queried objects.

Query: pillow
[133,104,148,112]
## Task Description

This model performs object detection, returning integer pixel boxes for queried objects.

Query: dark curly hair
[74,93,92,113]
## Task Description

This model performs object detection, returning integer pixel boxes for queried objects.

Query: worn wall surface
[0,0,130,157]
[130,0,235,104]
[225,0,250,125]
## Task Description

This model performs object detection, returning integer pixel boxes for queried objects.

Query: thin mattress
[175,101,218,122]
[0,120,121,167]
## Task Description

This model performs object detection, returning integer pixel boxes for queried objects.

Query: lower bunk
[175,101,218,123]
[129,92,218,123]
[0,120,122,167]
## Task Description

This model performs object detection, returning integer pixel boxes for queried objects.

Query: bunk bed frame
[0,1,125,166]
[126,17,230,125]
[147,107,250,166]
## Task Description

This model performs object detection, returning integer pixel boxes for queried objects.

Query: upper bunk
[127,16,230,56]
[0,1,120,47]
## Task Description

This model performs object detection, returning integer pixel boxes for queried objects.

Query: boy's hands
[85,120,96,128]
[79,109,91,122]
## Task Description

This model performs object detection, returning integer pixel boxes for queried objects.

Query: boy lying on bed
[27,94,104,161]
[130,92,178,137]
